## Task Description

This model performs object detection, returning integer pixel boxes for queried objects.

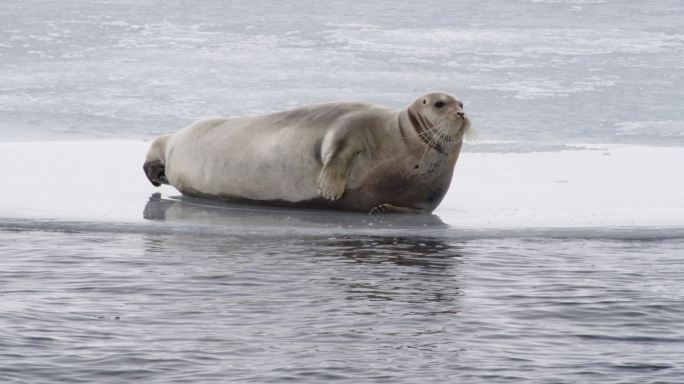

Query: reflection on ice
[143,193,448,230]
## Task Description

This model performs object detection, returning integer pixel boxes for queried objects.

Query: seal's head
[406,92,471,153]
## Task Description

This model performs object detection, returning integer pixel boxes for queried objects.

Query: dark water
[2,228,683,383]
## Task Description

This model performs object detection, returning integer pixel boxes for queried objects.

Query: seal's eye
[434,101,445,108]
[422,99,427,104]
[459,101,464,108]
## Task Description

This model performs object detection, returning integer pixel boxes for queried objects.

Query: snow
[442,145,684,228]
[1,141,681,229]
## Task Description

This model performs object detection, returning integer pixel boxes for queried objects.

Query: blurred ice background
[1,0,682,147]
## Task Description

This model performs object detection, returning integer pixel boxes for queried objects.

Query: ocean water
[2,228,684,383]
[1,0,683,147]
[2,0,684,383]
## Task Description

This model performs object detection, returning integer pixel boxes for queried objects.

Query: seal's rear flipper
[143,134,171,187]
[143,160,167,186]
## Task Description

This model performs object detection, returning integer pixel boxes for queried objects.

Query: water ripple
[1,230,683,383]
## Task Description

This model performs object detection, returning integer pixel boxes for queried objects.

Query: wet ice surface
[1,0,683,147]
[1,229,684,384]
[2,140,683,228]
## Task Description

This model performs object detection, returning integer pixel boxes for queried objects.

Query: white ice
[1,141,682,230]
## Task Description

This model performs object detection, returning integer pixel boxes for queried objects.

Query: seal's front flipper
[369,204,424,215]
[316,135,359,201]
[316,163,348,201]
[143,160,168,187]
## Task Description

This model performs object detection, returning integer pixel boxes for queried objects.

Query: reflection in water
[311,235,461,268]
[313,235,464,306]
[141,226,464,308]
[141,193,463,317]
[143,193,448,230]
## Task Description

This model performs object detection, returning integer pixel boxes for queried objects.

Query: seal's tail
[143,134,171,186]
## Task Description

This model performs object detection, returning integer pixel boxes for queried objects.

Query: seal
[143,92,471,213]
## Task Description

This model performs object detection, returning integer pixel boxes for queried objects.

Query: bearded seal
[143,92,471,213]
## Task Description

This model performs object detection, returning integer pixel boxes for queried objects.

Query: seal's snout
[456,111,465,118]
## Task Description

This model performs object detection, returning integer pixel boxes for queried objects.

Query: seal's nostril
[456,112,465,118]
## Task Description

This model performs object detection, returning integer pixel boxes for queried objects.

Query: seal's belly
[166,121,323,202]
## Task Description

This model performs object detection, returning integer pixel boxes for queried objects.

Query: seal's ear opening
[143,160,167,187]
